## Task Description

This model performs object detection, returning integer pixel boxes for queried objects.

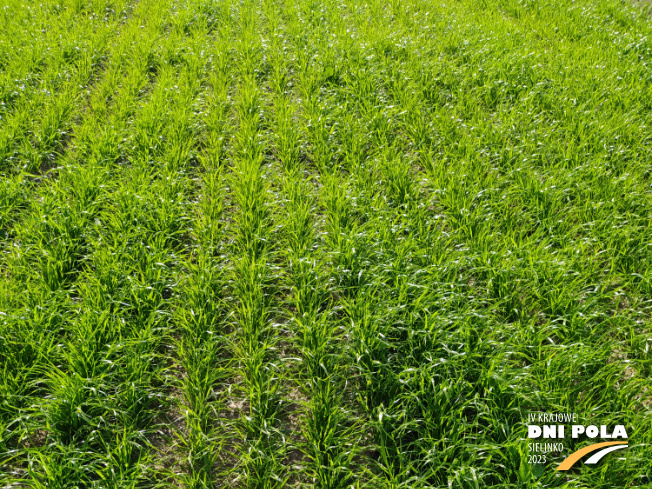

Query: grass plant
[1,0,652,486]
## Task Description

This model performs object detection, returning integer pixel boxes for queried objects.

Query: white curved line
[584,445,628,464]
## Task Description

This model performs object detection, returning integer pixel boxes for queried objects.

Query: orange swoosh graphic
[556,441,628,471]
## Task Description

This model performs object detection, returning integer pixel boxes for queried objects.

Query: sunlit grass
[1,0,652,487]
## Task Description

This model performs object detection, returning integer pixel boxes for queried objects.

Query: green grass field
[1,0,652,486]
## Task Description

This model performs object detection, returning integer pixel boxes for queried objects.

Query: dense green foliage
[1,0,652,486]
